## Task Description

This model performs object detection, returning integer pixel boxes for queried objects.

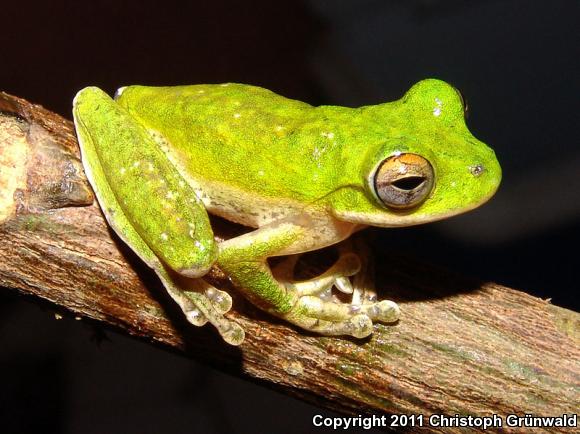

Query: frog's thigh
[82,144,243,344]
[74,89,243,345]
[74,87,215,277]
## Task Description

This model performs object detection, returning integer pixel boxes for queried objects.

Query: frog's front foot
[282,295,399,338]
[273,248,400,338]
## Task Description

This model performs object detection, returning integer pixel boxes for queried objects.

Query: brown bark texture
[0,91,578,433]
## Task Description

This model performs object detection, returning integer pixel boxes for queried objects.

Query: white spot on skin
[233,113,241,119]
[194,240,205,251]
[132,161,141,168]
[166,191,178,200]
[433,97,443,117]
[160,232,168,241]
[119,167,127,175]
[275,125,284,132]
[258,169,265,177]
[321,131,335,139]
[147,162,155,172]
[312,144,330,167]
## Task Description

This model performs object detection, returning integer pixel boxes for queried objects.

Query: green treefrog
[72,79,501,345]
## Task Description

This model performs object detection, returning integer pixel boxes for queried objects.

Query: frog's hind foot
[161,275,245,346]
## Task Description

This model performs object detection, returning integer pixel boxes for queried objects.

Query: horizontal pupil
[391,176,425,191]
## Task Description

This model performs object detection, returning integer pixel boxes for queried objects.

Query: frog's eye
[373,153,435,209]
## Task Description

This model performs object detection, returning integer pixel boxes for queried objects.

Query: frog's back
[116,84,358,208]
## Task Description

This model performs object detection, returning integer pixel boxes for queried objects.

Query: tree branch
[0,91,577,433]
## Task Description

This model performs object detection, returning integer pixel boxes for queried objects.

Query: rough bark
[0,91,578,433]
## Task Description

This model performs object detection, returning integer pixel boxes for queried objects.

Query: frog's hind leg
[74,87,244,346]
[157,269,245,345]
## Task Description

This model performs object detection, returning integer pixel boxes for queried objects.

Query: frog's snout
[470,154,502,199]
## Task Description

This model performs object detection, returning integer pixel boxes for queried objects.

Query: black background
[1,1,578,433]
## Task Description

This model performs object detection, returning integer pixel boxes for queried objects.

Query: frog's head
[330,79,501,227]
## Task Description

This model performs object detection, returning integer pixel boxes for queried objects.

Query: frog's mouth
[333,193,496,228]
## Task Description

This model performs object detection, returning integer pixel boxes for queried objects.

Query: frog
[72,79,501,345]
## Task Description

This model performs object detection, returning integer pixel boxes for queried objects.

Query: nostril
[469,164,484,177]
